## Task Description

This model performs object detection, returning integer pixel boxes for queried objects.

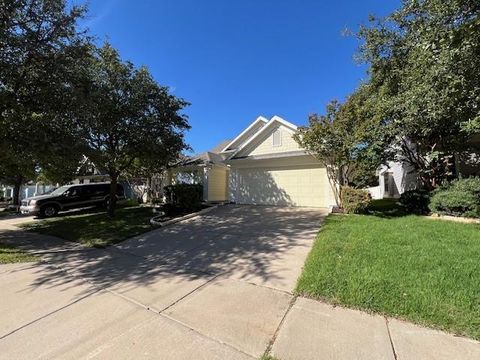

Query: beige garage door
[236,165,333,207]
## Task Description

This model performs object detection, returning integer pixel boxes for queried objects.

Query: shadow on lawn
[0,205,326,299]
[366,199,409,218]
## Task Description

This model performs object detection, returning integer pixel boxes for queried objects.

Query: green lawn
[0,243,37,264]
[20,206,156,247]
[296,204,480,340]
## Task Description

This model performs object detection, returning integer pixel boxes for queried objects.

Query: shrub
[449,177,480,199]
[429,178,480,218]
[399,189,431,214]
[163,184,203,211]
[340,186,371,214]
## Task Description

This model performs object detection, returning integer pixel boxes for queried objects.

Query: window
[272,129,282,147]
[384,174,390,194]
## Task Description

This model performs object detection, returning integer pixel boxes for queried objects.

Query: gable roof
[210,139,232,154]
[226,115,298,159]
[175,151,225,167]
[221,116,268,152]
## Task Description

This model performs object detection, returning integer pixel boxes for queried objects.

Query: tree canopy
[296,0,480,198]
[358,0,480,187]
[295,85,391,205]
[0,0,89,203]
[0,1,190,213]
[76,43,190,216]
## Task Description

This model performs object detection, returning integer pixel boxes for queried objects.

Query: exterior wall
[228,156,336,208]
[244,126,301,156]
[1,184,55,200]
[207,166,229,202]
[369,161,418,199]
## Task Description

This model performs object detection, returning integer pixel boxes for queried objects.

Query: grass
[296,200,480,340]
[20,206,156,247]
[0,242,37,264]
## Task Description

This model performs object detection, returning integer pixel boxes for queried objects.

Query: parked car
[20,183,125,218]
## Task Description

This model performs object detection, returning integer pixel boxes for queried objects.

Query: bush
[448,177,480,198]
[429,178,480,218]
[399,189,431,214]
[163,184,203,211]
[340,186,371,214]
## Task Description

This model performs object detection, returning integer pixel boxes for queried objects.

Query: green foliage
[0,0,89,202]
[399,189,431,215]
[20,207,154,248]
[340,186,371,214]
[294,86,391,205]
[76,43,190,216]
[0,242,37,264]
[164,184,203,211]
[449,177,480,197]
[357,0,480,188]
[429,178,480,218]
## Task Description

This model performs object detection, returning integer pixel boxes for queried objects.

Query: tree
[0,0,90,204]
[76,43,190,216]
[294,86,390,206]
[357,0,480,189]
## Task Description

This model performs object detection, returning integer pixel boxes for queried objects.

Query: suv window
[65,186,82,197]
[85,185,106,196]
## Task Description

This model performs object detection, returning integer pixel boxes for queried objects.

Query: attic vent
[272,129,282,147]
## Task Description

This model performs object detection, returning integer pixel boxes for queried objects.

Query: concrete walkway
[0,205,478,359]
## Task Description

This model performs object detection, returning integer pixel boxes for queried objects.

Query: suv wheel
[40,204,58,218]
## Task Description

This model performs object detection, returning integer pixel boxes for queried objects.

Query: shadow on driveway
[0,205,327,298]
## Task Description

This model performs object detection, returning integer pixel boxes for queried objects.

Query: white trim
[221,116,268,152]
[227,115,298,159]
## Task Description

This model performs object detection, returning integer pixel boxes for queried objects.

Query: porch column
[203,167,209,202]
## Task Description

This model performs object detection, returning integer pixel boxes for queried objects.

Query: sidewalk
[270,297,480,360]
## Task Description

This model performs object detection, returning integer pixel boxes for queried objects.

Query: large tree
[358,0,480,188]
[77,43,190,216]
[0,0,89,204]
[294,86,390,206]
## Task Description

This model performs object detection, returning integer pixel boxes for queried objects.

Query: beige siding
[235,165,335,207]
[207,166,228,201]
[247,126,301,156]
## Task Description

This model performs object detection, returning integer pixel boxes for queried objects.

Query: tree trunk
[12,177,23,208]
[108,175,118,218]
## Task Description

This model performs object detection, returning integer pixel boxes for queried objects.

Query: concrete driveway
[2,205,479,359]
[0,205,327,359]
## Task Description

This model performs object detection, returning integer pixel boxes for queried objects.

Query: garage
[233,165,334,207]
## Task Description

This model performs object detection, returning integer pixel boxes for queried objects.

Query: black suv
[20,183,125,218]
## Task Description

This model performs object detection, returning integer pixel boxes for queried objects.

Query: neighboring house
[1,182,56,201]
[368,161,418,199]
[71,157,110,184]
[368,135,480,199]
[167,116,337,208]
[1,157,137,202]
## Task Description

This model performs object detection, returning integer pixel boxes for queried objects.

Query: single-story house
[166,116,337,208]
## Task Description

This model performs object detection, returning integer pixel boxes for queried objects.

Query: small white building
[368,161,418,199]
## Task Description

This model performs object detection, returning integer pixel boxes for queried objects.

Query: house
[368,161,418,199]
[166,116,337,208]
[368,135,480,199]
[1,157,137,203]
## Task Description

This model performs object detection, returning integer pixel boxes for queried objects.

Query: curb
[150,205,219,227]
[428,213,480,224]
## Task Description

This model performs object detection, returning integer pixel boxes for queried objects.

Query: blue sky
[78,0,399,153]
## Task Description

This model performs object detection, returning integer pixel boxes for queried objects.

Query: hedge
[163,183,203,211]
